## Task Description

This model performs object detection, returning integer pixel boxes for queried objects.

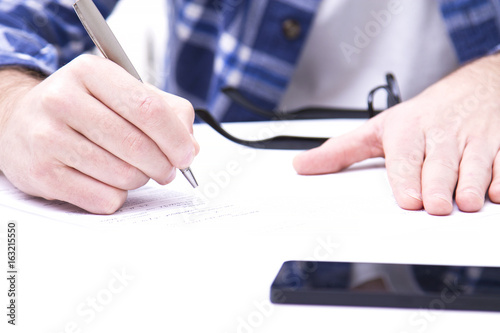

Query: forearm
[0,67,43,121]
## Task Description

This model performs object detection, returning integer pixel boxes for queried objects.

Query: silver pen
[73,0,198,188]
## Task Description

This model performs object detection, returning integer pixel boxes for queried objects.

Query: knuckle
[122,131,149,157]
[168,145,192,169]
[177,97,194,113]
[489,183,500,202]
[146,156,175,185]
[176,97,195,122]
[65,54,104,87]
[466,152,492,169]
[74,140,95,163]
[428,157,458,173]
[159,165,176,185]
[28,160,55,183]
[386,157,417,180]
[116,164,149,190]
[31,122,61,152]
[94,189,127,215]
[26,161,66,201]
[39,81,71,113]
[71,54,97,73]
[135,93,164,125]
[64,55,91,82]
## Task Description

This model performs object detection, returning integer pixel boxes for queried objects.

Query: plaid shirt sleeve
[0,0,117,74]
[0,0,499,122]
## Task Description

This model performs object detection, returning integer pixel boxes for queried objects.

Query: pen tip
[181,168,198,188]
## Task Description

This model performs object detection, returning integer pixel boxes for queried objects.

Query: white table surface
[2,119,500,332]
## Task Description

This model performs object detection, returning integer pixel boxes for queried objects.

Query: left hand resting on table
[293,53,500,216]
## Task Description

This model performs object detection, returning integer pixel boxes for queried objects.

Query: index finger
[74,55,196,169]
[383,122,425,211]
[293,117,385,175]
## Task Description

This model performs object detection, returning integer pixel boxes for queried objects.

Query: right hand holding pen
[0,55,199,214]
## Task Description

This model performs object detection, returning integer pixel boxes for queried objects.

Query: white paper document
[1,120,500,231]
[0,173,261,229]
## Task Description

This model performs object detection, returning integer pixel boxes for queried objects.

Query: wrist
[0,67,45,173]
[0,67,44,131]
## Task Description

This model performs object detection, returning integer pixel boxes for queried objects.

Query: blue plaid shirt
[1,0,499,121]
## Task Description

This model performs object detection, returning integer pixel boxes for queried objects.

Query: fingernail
[404,188,422,201]
[182,148,195,167]
[432,193,453,207]
[164,167,177,184]
[462,188,482,199]
[191,134,200,153]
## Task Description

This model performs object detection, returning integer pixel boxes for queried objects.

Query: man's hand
[0,55,199,214]
[293,53,500,215]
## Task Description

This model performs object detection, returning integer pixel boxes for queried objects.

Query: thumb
[293,117,385,175]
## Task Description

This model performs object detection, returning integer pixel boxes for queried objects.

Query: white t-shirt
[279,0,460,110]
